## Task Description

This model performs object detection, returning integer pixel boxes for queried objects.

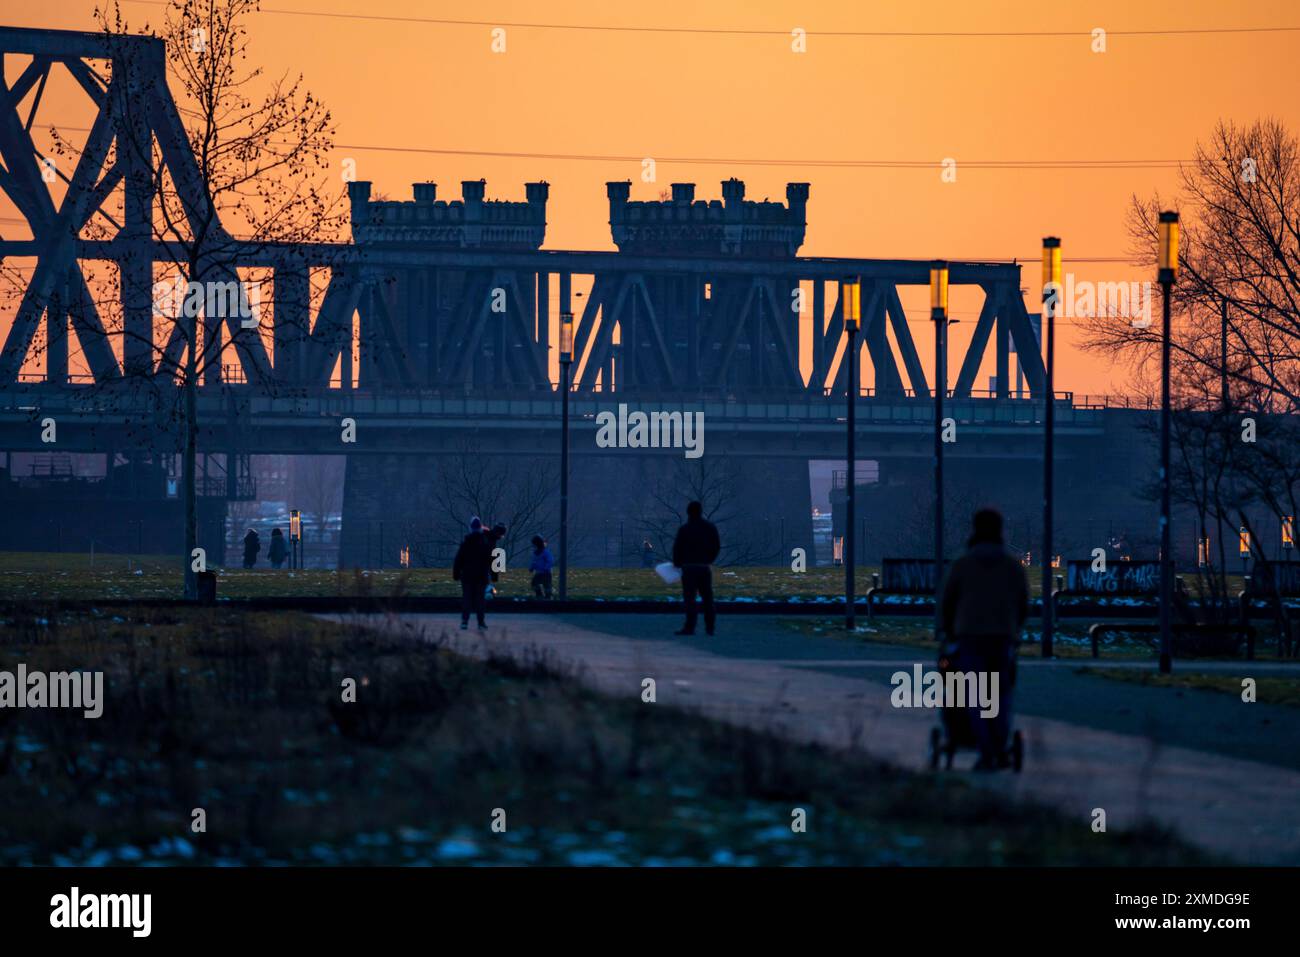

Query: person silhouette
[452,516,493,630]
[939,508,1029,770]
[268,528,287,568]
[671,501,721,636]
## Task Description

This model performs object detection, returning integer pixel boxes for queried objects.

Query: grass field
[778,616,1154,659]
[1083,668,1300,707]
[0,550,1249,602]
[0,605,1204,865]
[0,551,885,601]
[780,615,1295,662]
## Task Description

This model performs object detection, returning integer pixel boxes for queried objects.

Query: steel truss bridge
[0,24,1058,433]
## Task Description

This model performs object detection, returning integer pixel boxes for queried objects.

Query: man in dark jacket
[452,516,493,630]
[242,528,260,569]
[939,508,1029,770]
[671,501,722,636]
[268,528,288,569]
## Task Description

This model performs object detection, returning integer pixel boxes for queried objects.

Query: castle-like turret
[347,179,548,249]
[606,179,809,258]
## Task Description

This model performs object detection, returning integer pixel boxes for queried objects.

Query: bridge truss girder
[0,25,1048,402]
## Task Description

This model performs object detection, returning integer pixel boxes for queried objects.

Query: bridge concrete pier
[338,450,813,572]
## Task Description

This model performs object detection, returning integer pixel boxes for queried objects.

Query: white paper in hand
[654,561,682,585]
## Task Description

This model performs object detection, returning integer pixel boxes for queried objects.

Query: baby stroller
[927,638,1023,772]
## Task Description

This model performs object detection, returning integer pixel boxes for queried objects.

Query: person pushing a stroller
[938,508,1029,771]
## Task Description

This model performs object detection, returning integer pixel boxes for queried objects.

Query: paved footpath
[367,612,1300,864]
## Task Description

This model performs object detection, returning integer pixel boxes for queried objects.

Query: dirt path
[371,612,1300,864]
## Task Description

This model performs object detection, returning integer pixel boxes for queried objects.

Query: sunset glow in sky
[4,0,1300,394]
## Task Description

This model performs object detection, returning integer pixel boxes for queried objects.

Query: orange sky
[4,0,1300,394]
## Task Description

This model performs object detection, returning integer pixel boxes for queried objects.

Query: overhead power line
[32,125,1193,171]
[331,143,1188,169]
[117,1,1300,39]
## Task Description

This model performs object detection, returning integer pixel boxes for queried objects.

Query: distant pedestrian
[242,528,260,569]
[529,535,554,599]
[641,539,656,568]
[939,508,1029,770]
[452,516,493,630]
[268,528,288,569]
[671,501,721,636]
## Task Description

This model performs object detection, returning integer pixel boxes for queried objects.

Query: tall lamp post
[558,310,574,602]
[842,278,861,629]
[1158,210,1180,674]
[1041,237,1061,658]
[289,509,301,570]
[930,262,949,640]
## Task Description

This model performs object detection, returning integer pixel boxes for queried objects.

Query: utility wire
[32,125,1194,170]
[332,143,1189,169]
[116,1,1300,39]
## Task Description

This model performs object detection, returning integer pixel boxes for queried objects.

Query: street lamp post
[842,279,861,629]
[1041,237,1061,659]
[1158,210,1180,674]
[559,310,574,602]
[930,262,949,640]
[289,508,301,570]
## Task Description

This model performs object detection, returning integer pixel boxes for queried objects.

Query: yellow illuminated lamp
[1283,516,1294,550]
[400,545,410,568]
[1197,535,1210,568]
[930,262,949,315]
[1239,526,1251,557]
[559,311,574,363]
[1042,237,1062,302]
[841,280,861,332]
[1158,211,1180,284]
[289,509,301,542]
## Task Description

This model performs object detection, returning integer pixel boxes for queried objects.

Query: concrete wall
[339,451,813,570]
[837,409,1216,567]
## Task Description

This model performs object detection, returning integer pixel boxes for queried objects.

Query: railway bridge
[0,24,1162,567]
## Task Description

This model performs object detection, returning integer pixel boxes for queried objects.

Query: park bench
[1053,559,1164,609]
[1088,621,1256,659]
[865,558,946,619]
[1057,558,1197,616]
[1060,559,1234,657]
[1238,562,1300,657]
[1058,560,1161,655]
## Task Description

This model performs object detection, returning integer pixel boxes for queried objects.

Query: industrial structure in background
[0,24,1270,571]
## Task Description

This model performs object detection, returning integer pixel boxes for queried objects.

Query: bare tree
[1083,119,1300,643]
[422,441,557,570]
[25,1,344,596]
[292,454,345,537]
[1084,119,1300,414]
[637,456,782,566]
